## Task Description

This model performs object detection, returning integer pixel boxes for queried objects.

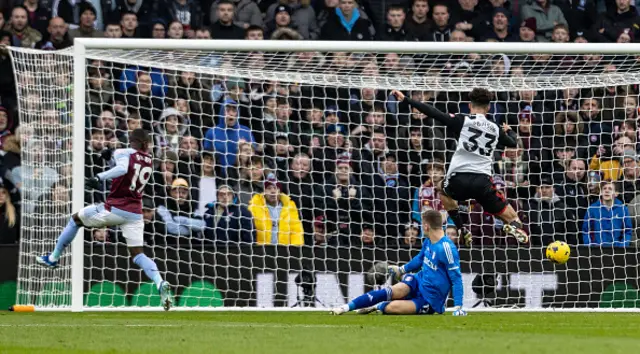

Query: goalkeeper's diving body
[331,210,466,316]
[391,88,528,244]
[35,129,174,310]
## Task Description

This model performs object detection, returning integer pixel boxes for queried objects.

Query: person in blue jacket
[582,180,632,247]
[204,185,255,243]
[203,99,255,168]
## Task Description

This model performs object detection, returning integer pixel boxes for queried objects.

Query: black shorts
[443,172,508,215]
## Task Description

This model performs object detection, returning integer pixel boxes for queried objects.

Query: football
[546,241,571,265]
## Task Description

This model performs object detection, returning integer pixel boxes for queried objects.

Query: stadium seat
[130,282,162,307]
[177,281,223,307]
[0,281,17,311]
[600,282,640,308]
[36,282,71,307]
[84,281,127,307]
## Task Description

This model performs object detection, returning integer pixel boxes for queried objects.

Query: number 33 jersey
[105,148,153,215]
[446,113,499,178]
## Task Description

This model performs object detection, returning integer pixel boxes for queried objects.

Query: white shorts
[77,203,144,247]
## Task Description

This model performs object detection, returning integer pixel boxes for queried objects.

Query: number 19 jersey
[105,148,153,215]
[446,114,499,178]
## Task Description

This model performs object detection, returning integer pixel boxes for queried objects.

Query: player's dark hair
[422,209,443,230]
[129,128,151,148]
[469,87,493,107]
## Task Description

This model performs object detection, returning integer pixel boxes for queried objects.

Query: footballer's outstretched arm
[498,123,519,148]
[96,149,131,181]
[391,90,462,127]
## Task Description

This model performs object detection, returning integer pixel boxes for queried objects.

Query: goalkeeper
[331,209,465,316]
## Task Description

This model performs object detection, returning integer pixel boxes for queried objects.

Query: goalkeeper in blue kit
[331,210,466,316]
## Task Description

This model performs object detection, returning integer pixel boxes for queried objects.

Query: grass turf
[0,312,639,354]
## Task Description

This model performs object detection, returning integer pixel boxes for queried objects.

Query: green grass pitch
[1,312,639,354]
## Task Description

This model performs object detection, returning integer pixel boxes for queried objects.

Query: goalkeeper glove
[86,176,101,189]
[387,265,404,281]
[452,306,467,316]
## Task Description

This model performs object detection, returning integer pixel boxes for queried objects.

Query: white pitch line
[0,322,353,329]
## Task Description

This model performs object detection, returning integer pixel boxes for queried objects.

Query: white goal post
[9,39,640,312]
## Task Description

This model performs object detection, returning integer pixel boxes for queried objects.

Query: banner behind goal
[9,40,640,311]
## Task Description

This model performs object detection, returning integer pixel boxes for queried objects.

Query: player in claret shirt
[36,129,174,310]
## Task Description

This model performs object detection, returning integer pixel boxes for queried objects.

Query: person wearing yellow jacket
[249,173,304,245]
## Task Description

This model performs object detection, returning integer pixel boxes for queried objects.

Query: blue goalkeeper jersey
[401,236,463,314]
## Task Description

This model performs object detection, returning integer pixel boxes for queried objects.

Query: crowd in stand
[1,0,640,248]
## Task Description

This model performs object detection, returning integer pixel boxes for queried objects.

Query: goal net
[9,40,640,311]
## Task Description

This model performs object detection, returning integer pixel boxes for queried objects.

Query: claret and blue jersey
[401,236,463,314]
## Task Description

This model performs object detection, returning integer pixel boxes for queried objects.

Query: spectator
[313,123,348,180]
[369,152,411,244]
[0,180,18,244]
[312,214,337,246]
[244,24,263,39]
[1,133,20,178]
[194,27,211,38]
[496,139,530,194]
[116,111,141,146]
[37,17,72,50]
[226,140,253,181]
[113,0,155,32]
[150,20,166,38]
[0,106,13,150]
[120,11,139,38]
[248,173,303,245]
[68,2,103,39]
[0,30,15,109]
[282,153,318,243]
[51,0,90,27]
[354,128,389,185]
[235,155,266,206]
[402,221,421,248]
[618,150,640,203]
[556,158,590,224]
[411,161,448,226]
[121,69,165,123]
[555,0,596,36]
[617,27,634,42]
[376,4,416,41]
[582,180,632,247]
[429,3,453,41]
[151,150,179,202]
[85,128,109,202]
[482,7,511,41]
[12,140,59,213]
[589,0,639,43]
[160,0,202,38]
[517,17,537,42]
[455,0,490,40]
[154,107,187,156]
[141,198,168,246]
[203,99,254,168]
[104,19,123,38]
[405,0,432,41]
[521,0,568,42]
[194,151,220,215]
[210,0,262,29]
[266,5,303,39]
[204,185,255,243]
[157,178,205,238]
[176,135,201,177]
[22,0,50,35]
[589,135,634,181]
[554,112,588,160]
[320,0,374,41]
[166,20,184,39]
[4,5,42,48]
[210,0,245,39]
[580,97,612,157]
[528,176,577,245]
[551,23,570,43]
[321,156,373,246]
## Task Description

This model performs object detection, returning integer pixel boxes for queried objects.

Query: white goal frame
[54,39,640,312]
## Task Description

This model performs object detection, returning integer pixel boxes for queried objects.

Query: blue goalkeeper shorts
[400,274,436,315]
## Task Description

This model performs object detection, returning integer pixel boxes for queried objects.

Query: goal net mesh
[9,45,640,310]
